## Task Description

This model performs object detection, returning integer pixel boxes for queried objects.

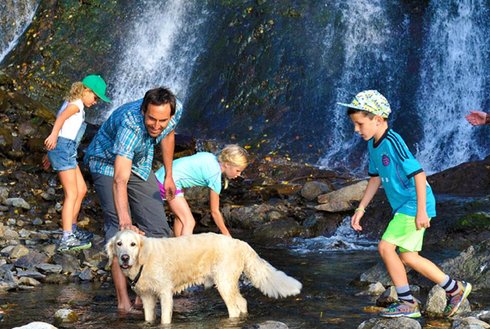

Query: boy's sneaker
[380,300,421,318]
[444,281,472,317]
[73,226,93,241]
[57,234,92,252]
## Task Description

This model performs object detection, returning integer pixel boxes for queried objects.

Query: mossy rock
[454,212,490,231]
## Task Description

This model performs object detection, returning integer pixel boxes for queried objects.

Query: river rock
[35,263,62,274]
[357,317,421,329]
[4,197,31,210]
[14,250,49,269]
[244,320,289,329]
[452,317,490,329]
[9,244,29,259]
[54,308,78,324]
[13,322,58,329]
[316,180,367,212]
[356,282,386,296]
[253,218,302,240]
[440,241,490,290]
[301,181,331,201]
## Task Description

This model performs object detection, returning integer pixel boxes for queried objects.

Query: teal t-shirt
[155,152,222,194]
[368,129,436,217]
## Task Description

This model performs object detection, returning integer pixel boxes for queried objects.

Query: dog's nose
[121,254,129,262]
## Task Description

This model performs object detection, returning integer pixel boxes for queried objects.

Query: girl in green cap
[44,74,111,252]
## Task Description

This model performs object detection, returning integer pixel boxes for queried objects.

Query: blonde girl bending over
[155,144,249,237]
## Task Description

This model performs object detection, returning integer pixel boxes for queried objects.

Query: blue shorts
[47,137,78,171]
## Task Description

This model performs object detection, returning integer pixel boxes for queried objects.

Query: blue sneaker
[73,227,94,242]
[380,300,421,318]
[57,234,92,252]
[444,281,472,317]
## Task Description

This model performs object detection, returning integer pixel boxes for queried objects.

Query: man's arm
[160,130,176,200]
[113,155,142,233]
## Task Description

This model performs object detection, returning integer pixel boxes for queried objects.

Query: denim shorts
[47,137,78,171]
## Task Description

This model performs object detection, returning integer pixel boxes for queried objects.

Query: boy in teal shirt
[339,90,471,318]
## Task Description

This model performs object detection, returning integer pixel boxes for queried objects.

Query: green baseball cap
[337,90,391,118]
[82,74,111,102]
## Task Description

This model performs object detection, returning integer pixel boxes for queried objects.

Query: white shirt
[58,99,85,141]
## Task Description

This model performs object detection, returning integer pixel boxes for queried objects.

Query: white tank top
[58,99,85,141]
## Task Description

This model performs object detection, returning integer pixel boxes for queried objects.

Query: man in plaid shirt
[84,87,182,312]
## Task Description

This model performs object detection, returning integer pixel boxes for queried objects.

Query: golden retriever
[106,230,302,324]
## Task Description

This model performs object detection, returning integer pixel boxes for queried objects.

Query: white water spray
[416,0,489,173]
[105,0,208,119]
[0,0,39,63]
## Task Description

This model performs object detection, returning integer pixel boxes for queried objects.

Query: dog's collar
[128,265,144,289]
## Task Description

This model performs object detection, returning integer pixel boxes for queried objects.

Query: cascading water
[318,0,409,173]
[104,0,209,121]
[290,217,377,254]
[415,0,489,173]
[0,0,39,64]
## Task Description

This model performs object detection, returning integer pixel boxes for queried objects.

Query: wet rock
[18,276,41,286]
[16,269,46,280]
[316,180,367,212]
[14,250,49,269]
[244,320,289,328]
[78,268,93,281]
[360,262,394,286]
[54,308,78,324]
[253,218,301,240]
[9,244,30,259]
[12,322,58,329]
[452,317,490,329]
[300,181,331,201]
[357,317,421,329]
[440,241,490,290]
[35,263,62,274]
[424,285,449,317]
[53,253,81,274]
[3,197,31,210]
[356,282,386,296]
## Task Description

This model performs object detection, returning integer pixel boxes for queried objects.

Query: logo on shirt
[382,154,390,166]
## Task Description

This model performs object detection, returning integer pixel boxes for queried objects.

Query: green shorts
[381,213,430,253]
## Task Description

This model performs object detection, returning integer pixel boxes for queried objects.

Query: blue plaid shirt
[84,98,183,180]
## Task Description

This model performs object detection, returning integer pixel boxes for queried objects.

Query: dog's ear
[136,234,149,265]
[105,235,116,261]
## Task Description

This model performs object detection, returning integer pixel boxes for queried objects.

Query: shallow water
[1,245,488,329]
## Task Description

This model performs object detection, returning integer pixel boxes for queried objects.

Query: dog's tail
[241,241,302,299]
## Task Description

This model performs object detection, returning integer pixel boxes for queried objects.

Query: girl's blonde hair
[218,144,249,189]
[65,81,86,102]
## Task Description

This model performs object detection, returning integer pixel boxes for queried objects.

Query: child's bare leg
[399,252,446,284]
[168,197,196,236]
[71,165,87,225]
[378,240,409,286]
[173,217,184,237]
[58,169,78,232]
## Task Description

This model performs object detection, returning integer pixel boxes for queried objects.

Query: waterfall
[0,0,39,64]
[318,0,408,172]
[104,0,209,120]
[415,0,489,173]
[290,217,377,253]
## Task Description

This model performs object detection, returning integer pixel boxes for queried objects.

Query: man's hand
[119,222,145,235]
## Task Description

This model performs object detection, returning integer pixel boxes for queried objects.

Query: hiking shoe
[73,226,93,241]
[57,234,92,252]
[380,300,421,318]
[444,281,472,317]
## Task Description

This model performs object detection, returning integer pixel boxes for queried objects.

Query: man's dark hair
[141,87,176,115]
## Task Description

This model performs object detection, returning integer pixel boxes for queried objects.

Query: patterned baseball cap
[337,90,391,118]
